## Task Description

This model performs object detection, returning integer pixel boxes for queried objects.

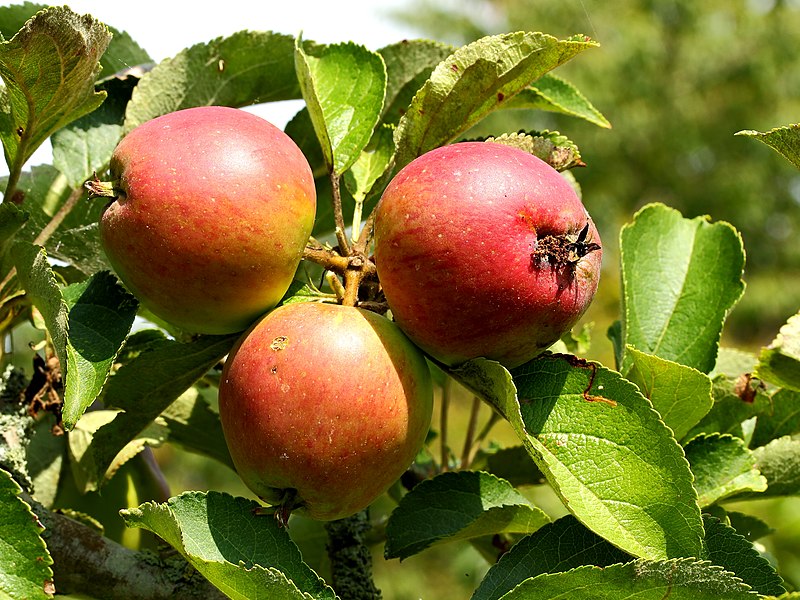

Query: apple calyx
[532,221,601,270]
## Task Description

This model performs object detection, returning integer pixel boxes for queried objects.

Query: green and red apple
[97,106,316,334]
[374,141,602,368]
[218,301,433,521]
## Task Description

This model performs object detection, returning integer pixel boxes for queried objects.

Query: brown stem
[330,173,350,256]
[302,244,351,273]
[353,211,376,255]
[460,395,482,469]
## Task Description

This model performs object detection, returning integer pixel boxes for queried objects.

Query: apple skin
[99,106,316,334]
[218,302,433,521]
[374,142,602,369]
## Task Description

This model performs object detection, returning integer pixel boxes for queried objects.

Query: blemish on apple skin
[270,336,289,351]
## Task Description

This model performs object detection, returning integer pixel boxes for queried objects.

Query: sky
[3,0,422,177]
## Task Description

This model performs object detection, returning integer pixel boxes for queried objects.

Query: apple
[373,141,602,368]
[218,301,433,521]
[97,106,316,334]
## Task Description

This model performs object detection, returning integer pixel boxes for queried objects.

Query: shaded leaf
[160,387,234,471]
[76,334,236,491]
[620,203,745,374]
[736,124,800,170]
[124,31,302,130]
[497,559,756,599]
[506,73,611,128]
[0,467,53,600]
[379,39,454,125]
[626,346,713,441]
[68,409,168,493]
[0,6,109,178]
[725,511,775,543]
[385,471,549,560]
[394,31,597,169]
[751,388,800,448]
[451,354,704,560]
[121,491,336,600]
[703,514,784,596]
[25,413,65,508]
[684,434,767,506]
[472,515,630,600]
[51,76,134,187]
[295,38,386,175]
[470,445,545,488]
[0,3,46,40]
[756,312,800,391]
[99,26,152,79]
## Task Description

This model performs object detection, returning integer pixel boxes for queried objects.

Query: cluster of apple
[96,106,601,521]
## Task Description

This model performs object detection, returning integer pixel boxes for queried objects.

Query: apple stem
[84,173,119,199]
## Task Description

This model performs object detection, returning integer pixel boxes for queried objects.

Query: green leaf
[703,514,784,596]
[59,271,138,429]
[751,388,800,448]
[159,387,235,471]
[620,203,745,374]
[51,76,132,187]
[0,202,29,264]
[295,38,386,175]
[451,355,704,560]
[725,511,775,542]
[378,39,454,125]
[747,435,800,498]
[506,73,611,128]
[76,334,236,491]
[684,434,767,506]
[124,31,302,130]
[625,346,713,441]
[497,559,756,600]
[736,124,800,170]
[0,6,109,179]
[472,515,630,600]
[121,491,336,600]
[711,348,759,379]
[0,3,46,40]
[393,31,598,169]
[484,130,583,171]
[0,468,53,600]
[756,312,800,391]
[343,123,395,204]
[384,471,550,560]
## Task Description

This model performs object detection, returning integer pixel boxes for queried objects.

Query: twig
[330,173,350,256]
[460,396,482,469]
[440,377,453,471]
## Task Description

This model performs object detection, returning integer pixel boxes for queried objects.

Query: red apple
[218,301,433,521]
[374,141,602,368]
[98,106,316,334]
